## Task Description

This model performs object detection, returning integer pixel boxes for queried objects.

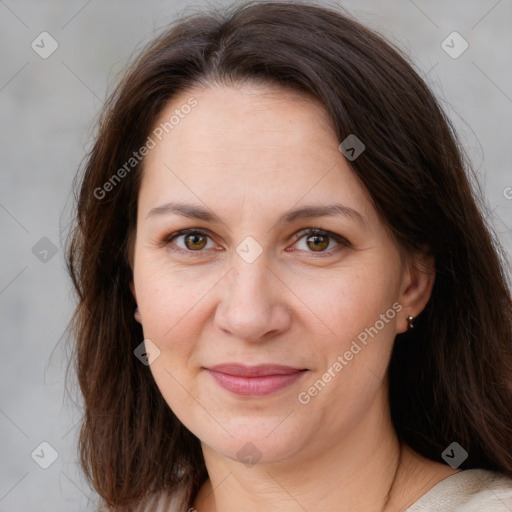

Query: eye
[165,229,217,255]
[289,228,350,257]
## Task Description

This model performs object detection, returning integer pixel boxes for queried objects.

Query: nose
[214,254,292,343]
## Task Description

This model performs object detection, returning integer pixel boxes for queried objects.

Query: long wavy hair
[65,1,512,510]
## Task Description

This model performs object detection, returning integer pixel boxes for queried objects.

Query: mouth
[204,364,308,396]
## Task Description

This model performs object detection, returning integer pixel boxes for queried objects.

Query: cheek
[296,262,400,345]
[294,262,400,401]
[133,263,211,425]
[134,256,216,343]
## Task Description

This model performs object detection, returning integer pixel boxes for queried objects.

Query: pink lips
[206,364,307,396]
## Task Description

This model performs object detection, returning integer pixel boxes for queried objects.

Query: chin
[194,416,310,467]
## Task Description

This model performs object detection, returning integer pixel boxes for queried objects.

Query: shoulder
[405,468,512,512]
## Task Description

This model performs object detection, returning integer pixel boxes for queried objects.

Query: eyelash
[162,228,351,258]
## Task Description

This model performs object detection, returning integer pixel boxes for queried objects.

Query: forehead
[138,83,374,224]
[151,83,335,159]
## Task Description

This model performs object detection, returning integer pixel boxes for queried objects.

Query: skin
[130,83,458,511]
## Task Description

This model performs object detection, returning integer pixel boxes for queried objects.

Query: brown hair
[65,1,512,510]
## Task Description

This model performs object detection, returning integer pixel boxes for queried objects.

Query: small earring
[134,306,142,323]
[407,315,415,329]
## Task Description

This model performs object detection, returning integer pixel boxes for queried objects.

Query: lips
[205,364,307,396]
[208,364,304,377]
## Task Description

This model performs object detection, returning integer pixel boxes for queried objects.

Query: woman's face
[131,83,433,466]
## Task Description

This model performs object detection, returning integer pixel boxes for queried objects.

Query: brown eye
[306,233,329,252]
[184,232,207,250]
[165,229,215,254]
[291,228,350,257]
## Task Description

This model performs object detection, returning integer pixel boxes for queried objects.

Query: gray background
[1,0,511,510]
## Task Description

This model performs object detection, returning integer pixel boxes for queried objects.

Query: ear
[396,251,435,334]
[130,281,142,324]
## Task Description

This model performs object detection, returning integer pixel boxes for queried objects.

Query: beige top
[404,468,512,511]
[97,468,512,511]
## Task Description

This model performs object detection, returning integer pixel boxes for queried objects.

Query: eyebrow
[146,201,366,227]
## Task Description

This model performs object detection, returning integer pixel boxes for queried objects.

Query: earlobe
[129,282,142,324]
[397,252,435,334]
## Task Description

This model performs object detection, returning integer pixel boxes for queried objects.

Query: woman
[65,1,512,511]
